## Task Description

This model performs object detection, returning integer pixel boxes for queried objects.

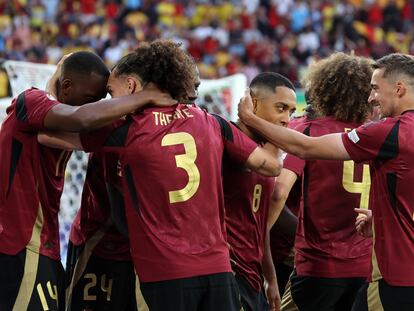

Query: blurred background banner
[0,60,307,123]
[3,60,56,97]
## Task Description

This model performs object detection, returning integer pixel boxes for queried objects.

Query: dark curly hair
[301,52,373,123]
[112,39,196,102]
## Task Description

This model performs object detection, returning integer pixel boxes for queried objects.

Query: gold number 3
[342,160,371,209]
[162,132,201,203]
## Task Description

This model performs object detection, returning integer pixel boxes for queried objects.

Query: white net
[0,60,246,265]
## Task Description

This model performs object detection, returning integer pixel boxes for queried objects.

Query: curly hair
[112,39,196,102]
[301,52,374,123]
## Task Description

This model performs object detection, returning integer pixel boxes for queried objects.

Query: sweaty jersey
[284,116,372,278]
[223,124,275,292]
[0,88,68,260]
[342,110,414,286]
[81,104,258,282]
[69,152,131,261]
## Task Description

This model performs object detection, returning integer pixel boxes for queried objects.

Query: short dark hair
[61,51,109,79]
[373,53,414,81]
[250,72,295,93]
[112,39,196,102]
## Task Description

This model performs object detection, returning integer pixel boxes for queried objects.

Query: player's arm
[43,89,175,132]
[238,89,350,161]
[216,115,281,177]
[262,229,281,311]
[38,131,82,150]
[275,205,298,239]
[268,168,298,228]
[245,146,282,177]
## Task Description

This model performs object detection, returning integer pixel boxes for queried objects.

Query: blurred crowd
[0,0,414,98]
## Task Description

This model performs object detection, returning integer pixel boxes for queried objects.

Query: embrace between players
[1,38,414,311]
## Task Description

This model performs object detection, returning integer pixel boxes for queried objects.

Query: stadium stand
[0,0,413,100]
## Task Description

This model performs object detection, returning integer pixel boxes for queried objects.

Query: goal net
[0,60,246,265]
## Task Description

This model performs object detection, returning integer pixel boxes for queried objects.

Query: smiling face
[368,68,399,118]
[253,86,297,127]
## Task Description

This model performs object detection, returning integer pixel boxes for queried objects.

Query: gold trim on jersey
[55,150,72,177]
[65,218,112,310]
[135,274,149,311]
[371,219,383,282]
[281,277,299,311]
[367,281,385,311]
[12,203,44,311]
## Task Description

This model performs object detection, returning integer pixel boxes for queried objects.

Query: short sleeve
[283,120,311,176]
[80,119,132,153]
[341,118,400,163]
[15,89,60,131]
[284,154,305,176]
[212,114,257,164]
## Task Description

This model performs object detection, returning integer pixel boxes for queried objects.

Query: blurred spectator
[0,0,413,87]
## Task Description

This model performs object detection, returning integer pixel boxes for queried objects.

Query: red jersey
[270,177,301,264]
[0,89,68,260]
[285,116,372,278]
[270,117,306,264]
[223,124,275,292]
[69,152,131,261]
[342,111,414,286]
[81,105,258,282]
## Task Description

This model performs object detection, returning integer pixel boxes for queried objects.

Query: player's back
[284,116,372,278]
[0,89,70,260]
[107,104,256,283]
[69,151,131,260]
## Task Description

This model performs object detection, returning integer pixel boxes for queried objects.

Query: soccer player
[270,53,374,311]
[270,105,318,310]
[223,72,296,311]
[65,52,202,311]
[0,51,174,311]
[239,53,414,310]
[65,151,143,311]
[39,39,282,311]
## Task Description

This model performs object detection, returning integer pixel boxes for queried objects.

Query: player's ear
[126,76,143,94]
[395,80,406,98]
[250,90,259,114]
[60,78,72,99]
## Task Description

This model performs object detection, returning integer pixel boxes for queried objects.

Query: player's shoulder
[358,117,397,133]
[21,87,51,100]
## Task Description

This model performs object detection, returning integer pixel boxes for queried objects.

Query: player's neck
[397,96,414,115]
[236,120,260,143]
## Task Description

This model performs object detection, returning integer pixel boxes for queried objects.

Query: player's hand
[266,279,281,311]
[355,208,373,237]
[238,87,255,122]
[140,82,177,107]
[46,53,72,99]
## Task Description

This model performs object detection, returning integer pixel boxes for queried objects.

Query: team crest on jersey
[347,129,360,144]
